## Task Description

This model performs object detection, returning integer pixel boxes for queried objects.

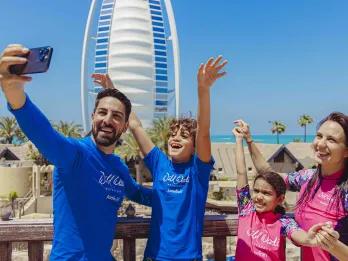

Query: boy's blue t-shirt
[9,96,151,261]
[144,147,214,260]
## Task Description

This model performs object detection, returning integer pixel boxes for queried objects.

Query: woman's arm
[316,225,347,261]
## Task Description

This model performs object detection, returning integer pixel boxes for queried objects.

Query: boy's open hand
[91,73,115,89]
[197,55,227,91]
[128,111,142,131]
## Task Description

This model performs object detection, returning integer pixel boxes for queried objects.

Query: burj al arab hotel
[81,0,180,131]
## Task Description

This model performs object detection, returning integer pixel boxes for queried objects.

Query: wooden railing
[0,215,238,261]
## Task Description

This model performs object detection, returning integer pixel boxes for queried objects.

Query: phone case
[9,46,53,75]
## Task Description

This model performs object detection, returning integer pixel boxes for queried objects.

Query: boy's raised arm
[196,56,227,162]
[128,111,155,156]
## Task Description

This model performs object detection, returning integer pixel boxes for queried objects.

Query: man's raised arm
[0,44,78,169]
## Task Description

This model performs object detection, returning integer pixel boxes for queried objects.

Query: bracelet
[246,139,253,144]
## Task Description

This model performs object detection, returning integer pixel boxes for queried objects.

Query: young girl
[232,125,337,261]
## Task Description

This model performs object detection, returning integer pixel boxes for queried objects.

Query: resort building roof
[211,142,315,180]
[0,143,31,162]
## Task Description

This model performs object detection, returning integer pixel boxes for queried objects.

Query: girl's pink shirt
[286,169,346,261]
[235,185,299,261]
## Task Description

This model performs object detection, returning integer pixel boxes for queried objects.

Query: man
[94,56,227,260]
[0,44,151,260]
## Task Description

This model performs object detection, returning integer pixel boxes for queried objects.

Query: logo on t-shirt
[246,228,280,248]
[162,172,190,194]
[317,191,337,208]
[99,170,124,201]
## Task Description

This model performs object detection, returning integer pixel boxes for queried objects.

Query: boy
[94,56,227,260]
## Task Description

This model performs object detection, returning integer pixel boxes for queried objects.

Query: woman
[235,113,348,261]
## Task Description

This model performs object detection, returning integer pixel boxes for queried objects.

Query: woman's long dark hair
[296,112,348,214]
[254,172,287,215]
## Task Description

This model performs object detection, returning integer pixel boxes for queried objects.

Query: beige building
[0,143,55,216]
[0,144,33,198]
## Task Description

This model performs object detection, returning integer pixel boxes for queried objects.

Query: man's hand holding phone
[9,46,53,75]
[0,44,33,109]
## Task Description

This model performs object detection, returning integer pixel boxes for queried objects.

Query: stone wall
[0,166,32,198]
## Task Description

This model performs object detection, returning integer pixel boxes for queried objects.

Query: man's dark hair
[94,89,132,121]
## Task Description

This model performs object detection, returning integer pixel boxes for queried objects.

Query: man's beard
[92,125,122,147]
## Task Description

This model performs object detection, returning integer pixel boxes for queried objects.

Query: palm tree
[0,117,21,144]
[53,121,83,138]
[270,120,286,144]
[148,117,172,155]
[298,114,313,142]
[15,128,28,144]
[115,133,144,183]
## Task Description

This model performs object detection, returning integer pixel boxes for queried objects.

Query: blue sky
[0,0,347,135]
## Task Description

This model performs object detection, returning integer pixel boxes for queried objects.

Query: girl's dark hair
[254,172,287,215]
[296,112,348,213]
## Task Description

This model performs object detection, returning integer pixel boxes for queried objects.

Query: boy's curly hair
[169,118,197,146]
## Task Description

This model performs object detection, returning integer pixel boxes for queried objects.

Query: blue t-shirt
[144,147,214,260]
[9,95,151,261]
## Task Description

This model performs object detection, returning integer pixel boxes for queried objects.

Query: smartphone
[9,46,53,75]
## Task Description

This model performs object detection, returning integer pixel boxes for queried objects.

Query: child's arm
[232,127,248,189]
[235,119,288,180]
[92,74,155,156]
[124,174,152,207]
[128,111,155,157]
[290,223,324,247]
[196,56,227,162]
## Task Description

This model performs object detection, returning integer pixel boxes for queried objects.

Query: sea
[211,135,315,144]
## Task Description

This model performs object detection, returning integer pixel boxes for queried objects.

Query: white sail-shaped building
[81,0,180,130]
